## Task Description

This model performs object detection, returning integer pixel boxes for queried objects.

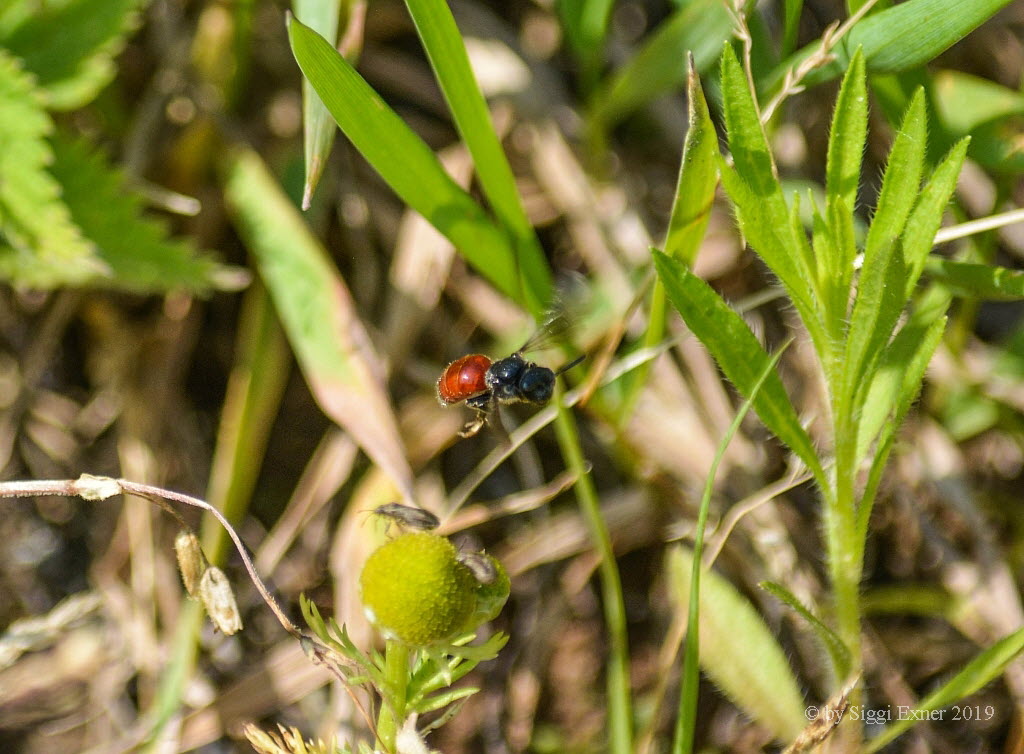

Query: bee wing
[517,272,590,354]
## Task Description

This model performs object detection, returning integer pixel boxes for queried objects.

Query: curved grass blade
[864,627,1024,752]
[403,0,552,315]
[223,148,415,502]
[287,14,532,308]
[675,341,792,753]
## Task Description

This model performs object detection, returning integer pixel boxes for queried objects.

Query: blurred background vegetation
[2,0,1024,751]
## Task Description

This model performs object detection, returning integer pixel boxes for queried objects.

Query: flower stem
[377,640,410,752]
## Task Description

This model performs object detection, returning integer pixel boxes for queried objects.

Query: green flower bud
[360,532,477,646]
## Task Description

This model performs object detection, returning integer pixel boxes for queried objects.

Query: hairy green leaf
[844,90,927,398]
[761,580,851,679]
[653,251,824,482]
[825,50,866,227]
[898,138,970,300]
[663,57,717,265]
[718,46,825,350]
[667,547,806,743]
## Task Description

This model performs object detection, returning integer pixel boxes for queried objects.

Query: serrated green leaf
[925,258,1024,301]
[761,580,851,679]
[0,49,101,287]
[223,148,415,501]
[865,627,1024,752]
[287,15,538,310]
[1,0,144,110]
[663,57,717,265]
[825,50,866,225]
[652,251,824,482]
[48,135,239,294]
[667,546,806,743]
[403,0,551,316]
[591,0,732,128]
[293,0,343,210]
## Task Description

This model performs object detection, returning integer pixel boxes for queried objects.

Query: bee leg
[459,412,487,438]
[460,392,493,438]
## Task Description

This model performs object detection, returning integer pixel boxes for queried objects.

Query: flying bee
[437,310,584,438]
[371,503,440,533]
[456,551,498,585]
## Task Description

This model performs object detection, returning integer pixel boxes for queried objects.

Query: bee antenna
[555,354,585,376]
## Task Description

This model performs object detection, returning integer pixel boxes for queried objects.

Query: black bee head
[517,365,555,404]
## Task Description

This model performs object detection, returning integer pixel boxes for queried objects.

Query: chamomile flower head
[360,531,478,646]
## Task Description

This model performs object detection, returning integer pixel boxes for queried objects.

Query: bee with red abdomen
[437,313,584,437]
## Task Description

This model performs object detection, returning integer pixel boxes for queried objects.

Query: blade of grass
[590,0,732,129]
[865,627,1024,752]
[552,396,632,754]
[293,0,342,210]
[402,0,552,316]
[286,14,532,307]
[223,147,415,501]
[618,57,717,425]
[674,341,794,752]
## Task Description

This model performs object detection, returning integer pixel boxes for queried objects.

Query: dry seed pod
[174,529,205,598]
[199,567,243,635]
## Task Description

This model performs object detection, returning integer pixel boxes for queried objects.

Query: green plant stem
[826,376,864,718]
[377,640,411,752]
[552,397,632,754]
